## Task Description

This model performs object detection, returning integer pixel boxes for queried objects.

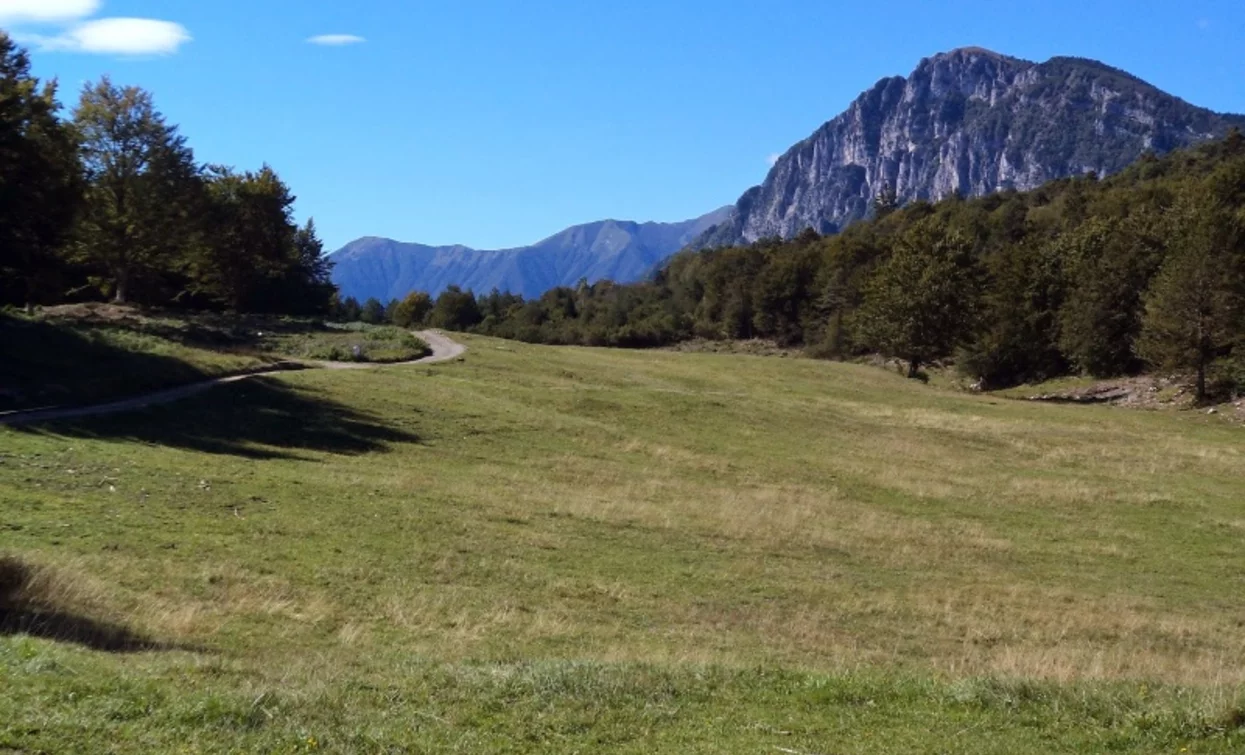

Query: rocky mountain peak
[693,51,1245,249]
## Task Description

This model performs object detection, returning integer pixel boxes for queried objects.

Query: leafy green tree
[1058,217,1163,376]
[391,290,433,327]
[360,297,386,324]
[960,239,1068,387]
[857,220,983,377]
[72,78,201,304]
[750,247,817,345]
[720,282,755,339]
[337,296,362,322]
[197,166,274,309]
[1137,199,1244,402]
[0,33,82,310]
[195,165,336,313]
[429,286,483,330]
[478,288,523,322]
[285,218,336,314]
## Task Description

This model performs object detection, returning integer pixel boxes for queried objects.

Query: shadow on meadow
[0,314,236,412]
[14,377,422,460]
[0,557,195,654]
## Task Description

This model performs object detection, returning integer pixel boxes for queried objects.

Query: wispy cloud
[0,0,100,24]
[307,34,366,46]
[1197,17,1211,30]
[767,153,782,167]
[22,18,191,55]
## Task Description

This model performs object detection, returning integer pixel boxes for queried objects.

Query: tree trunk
[113,271,128,304]
[907,357,921,379]
[23,275,36,315]
[1196,362,1207,404]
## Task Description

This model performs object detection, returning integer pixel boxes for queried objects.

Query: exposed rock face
[696,48,1245,248]
[330,207,732,302]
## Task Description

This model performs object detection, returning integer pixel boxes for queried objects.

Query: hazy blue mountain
[693,48,1245,248]
[331,207,732,301]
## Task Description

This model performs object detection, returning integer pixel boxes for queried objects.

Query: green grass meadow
[2,334,1244,752]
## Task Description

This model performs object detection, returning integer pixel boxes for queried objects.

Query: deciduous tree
[72,78,201,304]
[391,291,433,328]
[857,220,983,378]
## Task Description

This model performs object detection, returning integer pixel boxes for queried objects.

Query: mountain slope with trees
[695,48,1245,248]
[421,134,1245,401]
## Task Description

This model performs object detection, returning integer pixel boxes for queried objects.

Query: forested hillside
[408,134,1245,399]
[0,33,334,314]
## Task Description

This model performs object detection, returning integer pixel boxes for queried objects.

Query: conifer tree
[1138,198,1245,402]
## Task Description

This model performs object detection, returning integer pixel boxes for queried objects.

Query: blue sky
[5,0,1244,251]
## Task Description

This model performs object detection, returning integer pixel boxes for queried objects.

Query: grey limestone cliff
[696,48,1245,248]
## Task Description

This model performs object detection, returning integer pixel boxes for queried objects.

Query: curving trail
[0,330,466,428]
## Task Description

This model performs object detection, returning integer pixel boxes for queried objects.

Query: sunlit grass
[2,334,1243,751]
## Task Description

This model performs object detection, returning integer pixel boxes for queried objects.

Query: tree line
[0,33,334,314]
[380,133,1245,401]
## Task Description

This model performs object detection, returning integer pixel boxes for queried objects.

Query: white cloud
[307,34,366,46]
[28,17,191,55]
[0,0,99,24]
[766,153,782,167]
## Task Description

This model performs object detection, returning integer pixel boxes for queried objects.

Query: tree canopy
[0,33,335,315]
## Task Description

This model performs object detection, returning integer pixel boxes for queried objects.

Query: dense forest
[361,134,1245,400]
[0,33,334,314]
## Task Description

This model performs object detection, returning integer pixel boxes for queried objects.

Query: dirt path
[0,330,466,428]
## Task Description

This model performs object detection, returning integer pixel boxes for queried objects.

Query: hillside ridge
[331,207,732,301]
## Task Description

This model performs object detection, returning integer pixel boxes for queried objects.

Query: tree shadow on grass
[0,315,236,413]
[14,377,422,460]
[0,558,202,654]
[0,607,196,654]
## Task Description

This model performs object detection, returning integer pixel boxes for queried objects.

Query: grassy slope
[0,314,269,412]
[1,334,1243,752]
[0,312,428,412]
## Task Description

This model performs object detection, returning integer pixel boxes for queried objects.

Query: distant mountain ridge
[693,48,1245,248]
[331,208,731,302]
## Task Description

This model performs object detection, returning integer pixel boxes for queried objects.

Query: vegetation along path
[0,330,466,427]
